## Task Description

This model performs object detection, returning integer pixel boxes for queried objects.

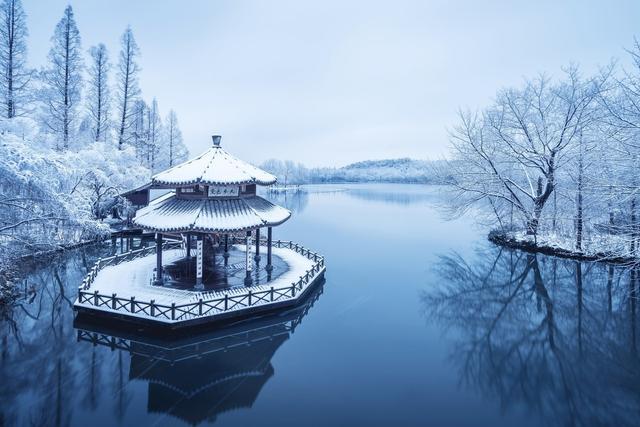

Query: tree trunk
[576,146,583,251]
[631,198,637,255]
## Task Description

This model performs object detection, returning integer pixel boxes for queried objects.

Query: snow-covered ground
[88,245,314,306]
[494,230,638,262]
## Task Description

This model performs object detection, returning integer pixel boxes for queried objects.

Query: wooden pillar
[186,232,191,258]
[266,227,273,272]
[255,228,261,261]
[155,233,163,284]
[244,230,253,285]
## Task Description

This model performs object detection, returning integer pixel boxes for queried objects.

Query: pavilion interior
[111,235,286,292]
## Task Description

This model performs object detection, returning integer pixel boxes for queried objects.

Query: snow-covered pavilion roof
[152,136,277,187]
[132,192,291,233]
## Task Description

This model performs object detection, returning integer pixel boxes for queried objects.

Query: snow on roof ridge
[151,142,276,186]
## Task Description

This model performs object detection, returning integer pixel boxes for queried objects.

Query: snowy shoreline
[488,230,637,265]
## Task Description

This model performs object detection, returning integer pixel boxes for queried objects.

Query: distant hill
[260,158,452,184]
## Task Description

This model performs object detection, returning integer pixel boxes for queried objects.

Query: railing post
[248,290,252,306]
[292,284,296,297]
[199,299,203,315]
[224,294,228,310]
[130,296,135,313]
[150,300,155,317]
[171,303,176,320]
[93,290,99,305]
[270,287,274,301]
[111,293,117,309]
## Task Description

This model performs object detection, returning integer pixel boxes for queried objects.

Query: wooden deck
[74,238,325,328]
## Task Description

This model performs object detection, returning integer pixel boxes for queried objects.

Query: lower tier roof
[132,193,291,233]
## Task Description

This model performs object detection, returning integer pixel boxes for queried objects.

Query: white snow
[153,144,277,186]
[82,244,316,312]
[133,194,291,232]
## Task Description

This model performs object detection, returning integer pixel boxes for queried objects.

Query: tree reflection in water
[0,243,106,427]
[424,245,640,427]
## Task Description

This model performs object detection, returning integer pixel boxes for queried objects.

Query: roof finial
[212,135,222,147]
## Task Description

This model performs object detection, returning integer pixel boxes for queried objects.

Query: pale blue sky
[23,0,640,166]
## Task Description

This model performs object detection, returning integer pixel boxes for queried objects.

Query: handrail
[80,241,182,291]
[76,238,325,323]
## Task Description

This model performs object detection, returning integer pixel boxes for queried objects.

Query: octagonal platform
[74,239,325,328]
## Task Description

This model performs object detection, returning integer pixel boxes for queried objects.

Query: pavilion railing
[79,241,183,291]
[76,238,325,323]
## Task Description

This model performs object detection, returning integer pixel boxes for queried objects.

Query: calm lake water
[2,183,639,427]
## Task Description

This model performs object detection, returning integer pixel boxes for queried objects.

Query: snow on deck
[89,245,314,306]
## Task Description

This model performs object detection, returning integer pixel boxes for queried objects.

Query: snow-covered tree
[0,0,30,118]
[164,109,187,168]
[42,5,83,150]
[446,67,603,237]
[115,26,140,150]
[147,97,161,171]
[87,43,110,142]
[131,98,147,161]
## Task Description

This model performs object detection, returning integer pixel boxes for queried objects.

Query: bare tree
[447,67,603,237]
[0,0,30,118]
[164,109,187,168]
[147,97,161,171]
[115,26,140,150]
[42,5,83,150]
[87,43,110,142]
[131,99,147,160]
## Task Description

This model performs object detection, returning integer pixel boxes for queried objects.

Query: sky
[23,0,640,167]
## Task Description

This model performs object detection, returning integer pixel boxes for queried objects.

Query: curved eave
[132,195,291,233]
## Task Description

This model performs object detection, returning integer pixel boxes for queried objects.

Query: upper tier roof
[152,136,277,187]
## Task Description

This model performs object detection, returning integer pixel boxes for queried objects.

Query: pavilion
[133,135,290,287]
[74,135,324,327]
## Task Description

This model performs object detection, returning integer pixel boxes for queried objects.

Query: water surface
[2,184,639,426]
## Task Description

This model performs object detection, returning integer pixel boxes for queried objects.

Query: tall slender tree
[131,98,148,160]
[116,27,140,150]
[147,97,161,170]
[87,43,110,142]
[43,5,83,149]
[165,109,187,167]
[0,0,29,118]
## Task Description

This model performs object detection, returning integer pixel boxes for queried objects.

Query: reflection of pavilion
[75,284,322,426]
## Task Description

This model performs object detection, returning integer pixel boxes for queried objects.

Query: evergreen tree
[116,26,140,150]
[87,43,110,142]
[0,0,30,118]
[42,5,83,149]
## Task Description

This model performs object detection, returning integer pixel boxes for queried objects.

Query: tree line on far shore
[445,40,640,260]
[261,158,451,185]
